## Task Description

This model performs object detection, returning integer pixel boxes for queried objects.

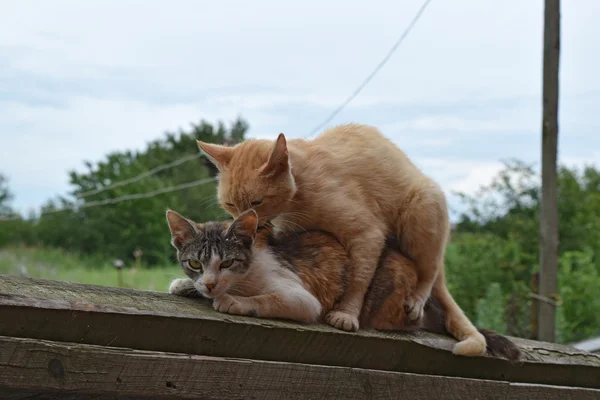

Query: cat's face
[197,134,296,226]
[166,209,258,299]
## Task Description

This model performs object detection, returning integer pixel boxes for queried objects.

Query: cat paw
[168,278,196,297]
[213,294,238,313]
[213,295,256,317]
[405,294,426,321]
[326,310,359,332]
[228,301,257,317]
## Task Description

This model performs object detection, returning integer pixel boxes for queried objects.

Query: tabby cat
[196,123,486,356]
[166,209,521,361]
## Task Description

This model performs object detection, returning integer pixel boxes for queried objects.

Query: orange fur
[197,123,486,356]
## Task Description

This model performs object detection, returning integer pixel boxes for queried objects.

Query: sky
[1,0,599,220]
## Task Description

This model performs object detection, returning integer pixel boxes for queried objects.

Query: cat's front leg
[169,278,204,298]
[213,294,257,316]
[213,290,321,323]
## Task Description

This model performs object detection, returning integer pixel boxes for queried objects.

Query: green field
[0,246,181,291]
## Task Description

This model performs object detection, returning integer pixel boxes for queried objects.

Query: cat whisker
[287,221,308,233]
[279,212,312,225]
[279,209,312,220]
[202,202,221,211]
[198,196,219,208]
[279,219,309,234]
[228,281,265,295]
[276,220,304,238]
[219,212,232,219]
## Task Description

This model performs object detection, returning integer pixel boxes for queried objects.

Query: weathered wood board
[1,275,599,391]
[1,336,600,400]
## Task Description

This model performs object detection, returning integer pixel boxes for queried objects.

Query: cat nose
[205,282,216,291]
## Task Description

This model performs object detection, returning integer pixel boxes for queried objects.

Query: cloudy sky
[1,0,598,219]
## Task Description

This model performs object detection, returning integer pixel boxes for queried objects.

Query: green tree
[0,174,13,216]
[33,117,248,265]
[451,160,600,342]
[475,283,506,334]
[0,174,35,247]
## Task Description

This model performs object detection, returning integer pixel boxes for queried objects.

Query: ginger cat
[197,123,487,357]
[166,209,521,361]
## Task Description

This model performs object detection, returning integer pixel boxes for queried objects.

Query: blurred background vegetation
[1,117,598,344]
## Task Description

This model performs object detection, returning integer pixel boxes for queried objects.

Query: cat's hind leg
[397,184,449,321]
[326,224,387,332]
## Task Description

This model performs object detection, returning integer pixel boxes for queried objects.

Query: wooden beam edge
[1,336,600,400]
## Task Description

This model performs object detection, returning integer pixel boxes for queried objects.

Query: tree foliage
[1,118,248,264]
[451,160,600,343]
[0,174,13,216]
[0,175,34,246]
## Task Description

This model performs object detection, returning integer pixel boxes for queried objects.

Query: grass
[0,245,181,292]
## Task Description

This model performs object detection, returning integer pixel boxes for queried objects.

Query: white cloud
[560,153,600,169]
[414,158,503,194]
[383,113,538,133]
[0,0,599,214]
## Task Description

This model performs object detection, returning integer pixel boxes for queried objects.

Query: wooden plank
[508,383,600,400]
[3,336,600,400]
[1,275,600,390]
[2,336,599,400]
[0,336,509,400]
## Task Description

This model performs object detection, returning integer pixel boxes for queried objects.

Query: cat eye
[219,259,234,269]
[188,259,202,269]
[250,198,264,207]
[225,202,235,208]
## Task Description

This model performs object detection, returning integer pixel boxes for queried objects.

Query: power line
[306,0,434,137]
[80,177,216,208]
[0,177,217,221]
[76,153,205,198]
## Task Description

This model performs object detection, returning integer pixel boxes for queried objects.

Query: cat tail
[422,282,521,361]
[477,329,522,361]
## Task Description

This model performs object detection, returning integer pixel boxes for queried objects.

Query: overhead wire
[0,177,217,221]
[306,0,434,137]
[76,153,206,198]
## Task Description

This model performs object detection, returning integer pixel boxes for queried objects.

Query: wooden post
[530,272,539,340]
[113,259,124,288]
[133,248,143,269]
[538,0,560,343]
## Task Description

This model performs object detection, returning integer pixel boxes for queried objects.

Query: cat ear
[197,141,234,171]
[166,210,198,250]
[260,133,289,177]
[226,209,258,244]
